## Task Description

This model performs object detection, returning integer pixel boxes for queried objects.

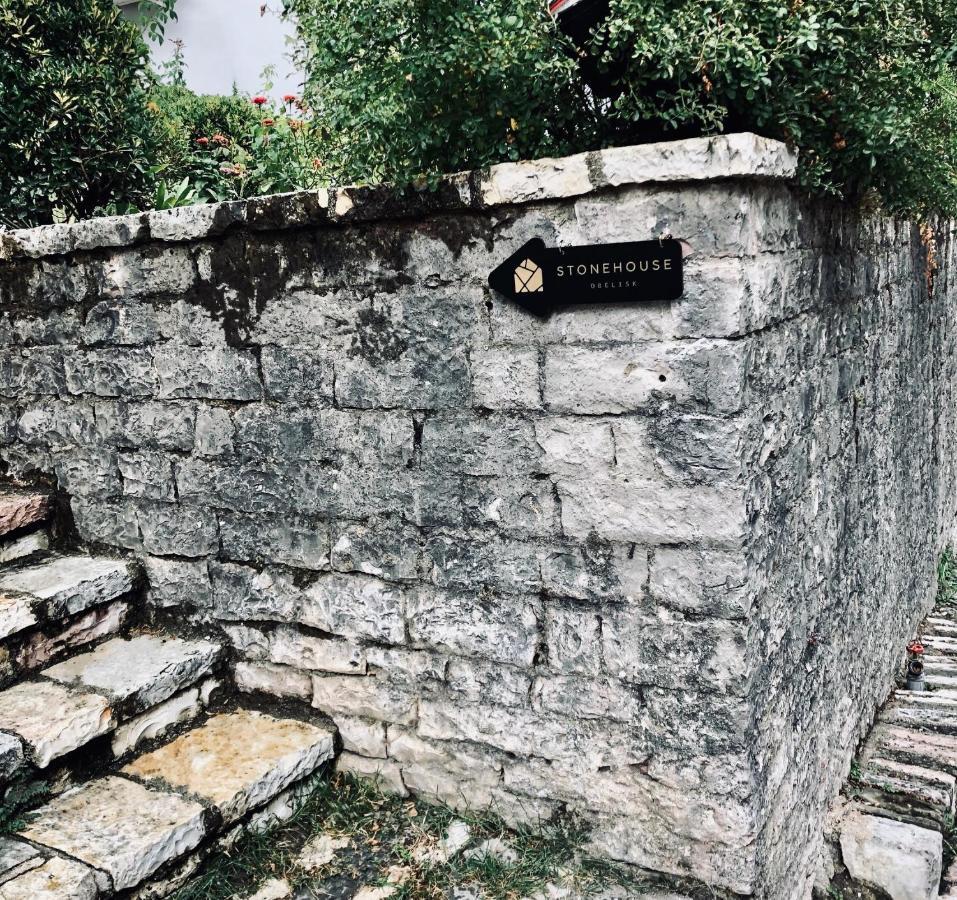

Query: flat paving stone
[0,734,23,780]
[0,680,112,768]
[21,775,206,892]
[0,489,50,539]
[840,808,941,900]
[0,856,97,899]
[44,634,220,712]
[0,555,134,619]
[0,593,37,643]
[869,723,957,777]
[0,837,41,884]
[124,709,335,823]
[0,530,49,566]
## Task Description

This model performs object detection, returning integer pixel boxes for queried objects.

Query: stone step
[43,634,222,714]
[854,756,956,829]
[0,634,222,771]
[920,635,957,656]
[0,529,49,567]
[0,710,336,897]
[0,554,136,644]
[839,807,943,900]
[123,709,335,824]
[0,487,50,539]
[880,692,957,734]
[866,723,957,778]
[19,775,207,894]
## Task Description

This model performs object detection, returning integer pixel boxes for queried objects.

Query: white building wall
[121,0,303,98]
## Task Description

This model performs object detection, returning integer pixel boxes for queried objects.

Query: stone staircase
[827,599,957,899]
[0,486,337,899]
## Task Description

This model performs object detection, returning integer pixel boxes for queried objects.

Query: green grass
[173,773,670,900]
[937,547,957,607]
[0,776,49,835]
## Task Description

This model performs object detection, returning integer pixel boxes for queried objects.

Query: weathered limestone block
[558,476,746,547]
[0,855,98,900]
[444,657,532,707]
[118,451,176,501]
[17,399,96,451]
[111,686,203,757]
[602,606,749,694]
[530,674,642,723]
[137,501,218,557]
[312,673,417,725]
[44,634,220,712]
[301,574,405,644]
[407,590,540,666]
[0,489,49,538]
[71,497,142,552]
[418,697,645,767]
[228,623,366,676]
[0,593,37,642]
[0,348,66,398]
[533,417,615,475]
[64,348,156,398]
[334,715,387,757]
[53,447,121,498]
[261,347,333,402]
[471,348,540,410]
[0,680,113,767]
[17,601,128,671]
[330,518,419,581]
[0,554,135,619]
[234,661,313,700]
[144,556,211,609]
[0,836,42,885]
[839,810,942,900]
[540,539,648,603]
[95,400,194,452]
[421,414,542,476]
[82,298,163,346]
[22,776,207,891]
[220,512,329,570]
[155,347,261,401]
[425,531,540,594]
[193,405,234,456]
[208,562,302,623]
[146,200,245,242]
[648,548,750,618]
[336,751,407,797]
[100,245,197,298]
[543,603,602,674]
[0,734,23,781]
[364,645,447,679]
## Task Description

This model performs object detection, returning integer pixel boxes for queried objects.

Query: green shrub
[0,0,164,227]
[285,0,957,216]
[148,87,326,203]
[593,0,957,217]
[282,0,599,186]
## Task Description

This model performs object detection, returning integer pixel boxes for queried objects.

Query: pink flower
[252,95,267,106]
[283,93,297,104]
[196,136,210,147]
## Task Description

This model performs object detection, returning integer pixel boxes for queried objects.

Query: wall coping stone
[0,132,796,262]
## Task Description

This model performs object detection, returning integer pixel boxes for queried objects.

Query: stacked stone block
[1,133,954,898]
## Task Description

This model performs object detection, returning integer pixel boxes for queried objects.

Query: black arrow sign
[488,237,683,317]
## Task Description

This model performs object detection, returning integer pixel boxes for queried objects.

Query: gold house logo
[513,258,543,293]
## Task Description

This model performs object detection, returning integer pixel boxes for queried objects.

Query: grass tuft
[173,773,661,900]
[938,547,957,607]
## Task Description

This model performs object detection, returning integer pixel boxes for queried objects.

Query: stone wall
[1,133,954,899]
